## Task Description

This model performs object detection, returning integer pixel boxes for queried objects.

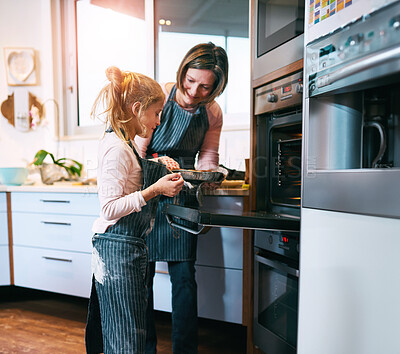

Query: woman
[85,66,184,354]
[135,42,229,353]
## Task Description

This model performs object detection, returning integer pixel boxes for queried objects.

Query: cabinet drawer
[197,227,243,269]
[0,211,8,245]
[11,192,99,216]
[0,193,6,212]
[153,271,172,312]
[0,245,10,286]
[12,212,95,253]
[196,265,243,324]
[13,246,92,298]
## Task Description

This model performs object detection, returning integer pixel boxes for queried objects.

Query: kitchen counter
[0,182,249,196]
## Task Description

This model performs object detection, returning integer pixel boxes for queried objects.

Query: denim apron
[85,135,169,354]
[145,85,209,262]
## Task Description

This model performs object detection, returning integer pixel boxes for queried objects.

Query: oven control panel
[254,229,299,261]
[254,71,303,115]
[306,0,400,97]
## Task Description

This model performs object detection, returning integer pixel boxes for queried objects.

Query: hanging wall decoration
[4,47,37,86]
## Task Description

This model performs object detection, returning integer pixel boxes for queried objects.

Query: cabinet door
[11,192,99,216]
[197,196,244,269]
[13,246,92,298]
[0,211,7,245]
[196,265,243,324]
[196,227,243,269]
[0,245,10,286]
[0,193,7,245]
[153,262,172,312]
[12,212,95,253]
[0,193,6,212]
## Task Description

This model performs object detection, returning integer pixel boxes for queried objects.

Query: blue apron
[85,134,169,354]
[145,85,209,261]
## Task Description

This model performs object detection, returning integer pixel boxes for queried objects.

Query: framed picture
[4,47,37,86]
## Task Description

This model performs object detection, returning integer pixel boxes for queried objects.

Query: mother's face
[180,68,215,108]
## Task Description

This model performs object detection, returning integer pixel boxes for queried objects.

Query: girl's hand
[154,173,184,197]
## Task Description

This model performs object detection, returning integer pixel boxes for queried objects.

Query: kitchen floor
[0,287,246,353]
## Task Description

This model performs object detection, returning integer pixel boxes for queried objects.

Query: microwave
[252,0,305,80]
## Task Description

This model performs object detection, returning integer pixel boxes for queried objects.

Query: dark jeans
[146,261,198,354]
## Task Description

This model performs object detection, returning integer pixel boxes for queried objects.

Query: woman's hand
[155,173,184,197]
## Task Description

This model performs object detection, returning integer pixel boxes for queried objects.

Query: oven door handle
[255,254,299,278]
[316,44,400,88]
[165,214,206,235]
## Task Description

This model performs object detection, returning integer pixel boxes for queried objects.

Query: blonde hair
[176,42,228,105]
[91,66,165,141]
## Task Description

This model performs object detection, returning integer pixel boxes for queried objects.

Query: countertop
[0,182,249,196]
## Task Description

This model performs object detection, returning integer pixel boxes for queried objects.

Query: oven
[162,71,303,353]
[253,230,299,354]
[252,0,304,80]
[162,71,303,234]
[303,0,400,218]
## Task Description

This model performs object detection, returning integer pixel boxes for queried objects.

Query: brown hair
[176,42,229,105]
[91,66,165,141]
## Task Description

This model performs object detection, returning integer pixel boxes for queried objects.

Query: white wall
[0,0,56,167]
[0,0,114,175]
[0,0,248,176]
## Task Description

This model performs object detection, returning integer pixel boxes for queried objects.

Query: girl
[85,66,184,354]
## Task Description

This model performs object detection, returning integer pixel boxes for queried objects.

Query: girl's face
[136,100,163,138]
[178,68,215,108]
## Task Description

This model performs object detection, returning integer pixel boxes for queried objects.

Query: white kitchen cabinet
[154,262,172,312]
[197,265,243,324]
[0,246,10,286]
[11,192,99,298]
[0,193,7,244]
[153,195,244,324]
[0,193,10,285]
[13,246,92,297]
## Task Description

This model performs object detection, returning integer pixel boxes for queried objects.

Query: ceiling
[155,0,249,38]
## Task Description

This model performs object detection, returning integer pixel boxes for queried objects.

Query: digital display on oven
[282,84,292,94]
[281,235,290,243]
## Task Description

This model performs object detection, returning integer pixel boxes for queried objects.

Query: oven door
[253,248,299,354]
[162,204,300,234]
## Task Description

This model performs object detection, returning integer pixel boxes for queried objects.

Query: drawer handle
[41,221,72,226]
[42,256,72,263]
[40,199,71,203]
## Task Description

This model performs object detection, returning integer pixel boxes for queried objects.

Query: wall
[0,0,249,176]
[0,0,56,167]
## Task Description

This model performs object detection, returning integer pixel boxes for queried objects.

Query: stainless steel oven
[162,71,303,354]
[162,72,303,234]
[254,230,299,354]
[303,0,400,218]
[252,0,304,80]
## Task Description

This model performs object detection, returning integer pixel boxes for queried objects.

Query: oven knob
[389,15,400,30]
[267,93,278,102]
[346,33,364,46]
[295,83,303,93]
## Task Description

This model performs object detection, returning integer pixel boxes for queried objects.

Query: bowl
[0,167,29,186]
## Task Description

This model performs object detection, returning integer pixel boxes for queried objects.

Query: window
[60,0,250,149]
[155,0,250,128]
[155,0,250,169]
[61,0,154,137]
